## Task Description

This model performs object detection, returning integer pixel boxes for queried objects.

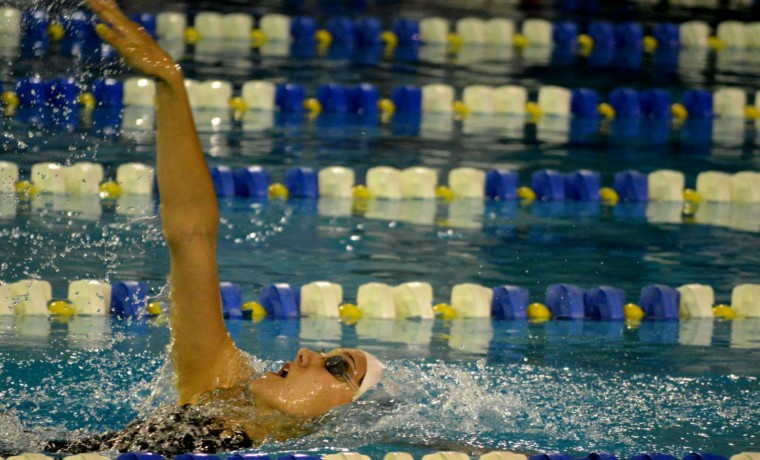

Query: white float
[448,198,485,229]
[423,453,470,460]
[10,279,52,315]
[521,19,552,46]
[717,21,747,48]
[696,171,732,202]
[537,86,571,117]
[393,282,434,318]
[679,318,714,346]
[732,284,760,317]
[194,12,224,39]
[400,167,437,199]
[367,166,402,199]
[156,12,186,39]
[63,453,111,460]
[730,453,760,460]
[448,167,486,198]
[457,18,485,45]
[116,195,154,216]
[0,282,14,315]
[648,169,685,202]
[8,453,55,460]
[713,87,746,118]
[241,80,276,111]
[260,14,290,41]
[494,85,528,115]
[318,166,355,198]
[0,7,21,37]
[123,78,156,107]
[357,282,396,318]
[730,171,760,203]
[183,79,201,108]
[31,162,66,194]
[365,200,401,221]
[195,80,233,109]
[398,200,436,225]
[68,280,112,315]
[463,85,495,115]
[0,161,19,193]
[324,453,371,460]
[480,453,529,460]
[451,283,493,317]
[420,17,449,44]
[384,453,414,460]
[65,162,104,195]
[680,21,710,47]
[222,13,253,40]
[677,284,715,318]
[747,23,760,48]
[422,84,455,114]
[116,163,155,195]
[485,18,515,46]
[300,281,342,318]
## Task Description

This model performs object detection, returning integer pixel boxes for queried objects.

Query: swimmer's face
[249,348,367,418]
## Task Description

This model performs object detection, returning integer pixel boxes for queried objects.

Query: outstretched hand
[87,0,181,82]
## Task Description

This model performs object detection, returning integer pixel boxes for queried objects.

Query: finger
[86,0,133,33]
[94,23,126,49]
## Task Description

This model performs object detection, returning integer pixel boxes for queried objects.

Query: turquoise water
[2,0,760,457]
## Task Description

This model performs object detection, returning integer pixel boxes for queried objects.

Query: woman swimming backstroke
[46,0,384,454]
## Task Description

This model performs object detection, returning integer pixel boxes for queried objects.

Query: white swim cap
[353,351,385,401]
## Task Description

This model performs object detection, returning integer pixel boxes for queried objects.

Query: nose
[295,348,320,368]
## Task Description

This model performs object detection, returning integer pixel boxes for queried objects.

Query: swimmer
[47,0,385,455]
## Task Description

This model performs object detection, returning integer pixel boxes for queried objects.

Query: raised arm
[88,0,250,403]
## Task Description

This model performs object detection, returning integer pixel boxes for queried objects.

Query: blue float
[584,286,625,320]
[392,85,422,116]
[285,167,318,198]
[391,18,420,46]
[116,453,165,460]
[228,455,271,460]
[564,170,600,202]
[485,170,518,201]
[613,170,648,203]
[653,23,679,49]
[639,285,680,320]
[492,285,529,319]
[175,454,220,460]
[531,170,565,201]
[92,78,124,108]
[277,455,320,460]
[614,22,643,49]
[529,454,575,460]
[578,453,619,460]
[354,17,382,46]
[21,10,49,55]
[317,84,349,114]
[609,88,641,119]
[588,22,615,48]
[640,89,672,119]
[16,77,47,107]
[62,11,95,42]
[682,90,713,119]
[630,454,678,460]
[110,281,150,317]
[233,166,271,198]
[47,78,80,109]
[220,282,243,318]
[553,21,579,46]
[571,88,600,118]
[291,16,317,43]
[326,17,355,47]
[275,84,305,114]
[130,13,157,38]
[545,284,585,319]
[210,166,235,197]
[260,283,300,318]
[348,84,380,116]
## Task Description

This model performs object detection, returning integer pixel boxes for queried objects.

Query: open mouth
[276,362,290,378]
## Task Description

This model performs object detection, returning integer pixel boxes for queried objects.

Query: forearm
[155,73,219,241]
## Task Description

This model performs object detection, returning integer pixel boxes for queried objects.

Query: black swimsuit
[46,404,254,457]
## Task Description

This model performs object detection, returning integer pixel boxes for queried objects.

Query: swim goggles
[321,349,359,393]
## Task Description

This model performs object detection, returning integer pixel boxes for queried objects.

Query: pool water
[2,0,760,458]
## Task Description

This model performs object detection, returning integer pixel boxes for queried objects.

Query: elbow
[162,208,220,247]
